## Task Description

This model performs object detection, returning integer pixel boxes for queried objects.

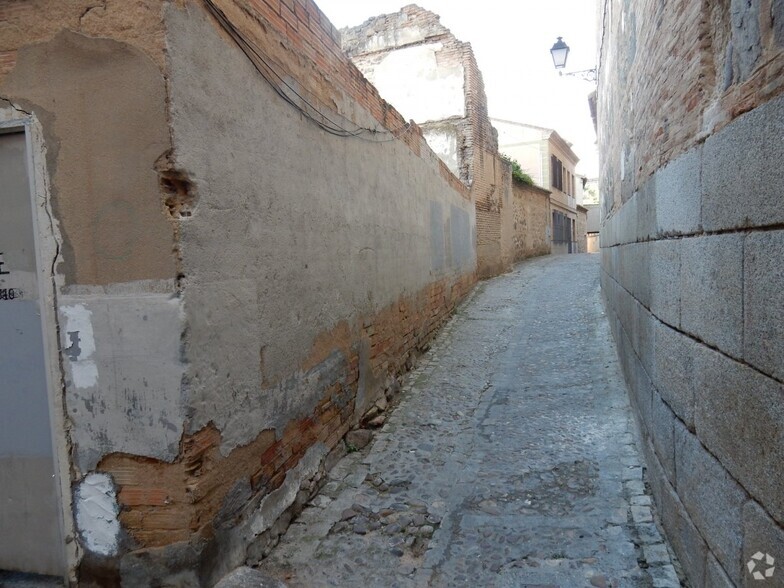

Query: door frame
[0,109,77,583]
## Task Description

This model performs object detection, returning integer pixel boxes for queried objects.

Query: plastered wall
[343,5,514,279]
[598,1,784,586]
[0,0,477,583]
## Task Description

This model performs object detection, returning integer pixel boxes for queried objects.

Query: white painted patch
[423,129,459,174]
[75,473,120,556]
[369,43,465,123]
[71,361,99,388]
[60,304,98,388]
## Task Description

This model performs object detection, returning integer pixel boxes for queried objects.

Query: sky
[315,0,600,178]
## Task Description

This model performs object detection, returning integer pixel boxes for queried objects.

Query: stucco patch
[75,473,121,556]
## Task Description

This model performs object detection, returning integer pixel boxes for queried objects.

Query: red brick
[250,0,287,33]
[294,2,308,26]
[280,3,297,30]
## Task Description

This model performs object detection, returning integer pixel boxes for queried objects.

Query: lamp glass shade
[550,37,570,69]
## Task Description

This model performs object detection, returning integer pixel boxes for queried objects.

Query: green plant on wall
[501,154,535,187]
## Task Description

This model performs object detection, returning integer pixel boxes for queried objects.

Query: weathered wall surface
[1,0,476,583]
[511,183,551,260]
[0,3,185,581]
[343,5,514,279]
[100,0,475,584]
[599,1,784,586]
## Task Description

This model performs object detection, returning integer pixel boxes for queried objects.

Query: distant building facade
[576,205,588,254]
[584,203,600,253]
[492,119,582,254]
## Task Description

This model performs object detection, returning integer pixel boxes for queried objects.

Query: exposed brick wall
[99,274,474,550]
[598,0,784,216]
[512,183,552,261]
[215,0,465,174]
[1,0,476,583]
[599,1,784,585]
[91,1,478,577]
[474,153,509,277]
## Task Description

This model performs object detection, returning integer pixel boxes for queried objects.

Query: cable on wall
[202,0,412,143]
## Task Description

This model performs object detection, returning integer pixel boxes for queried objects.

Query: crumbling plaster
[166,2,476,454]
[1,29,186,474]
[0,1,479,579]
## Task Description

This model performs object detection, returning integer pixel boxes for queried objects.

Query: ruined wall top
[341,4,454,57]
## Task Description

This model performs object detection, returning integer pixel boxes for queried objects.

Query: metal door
[0,131,65,576]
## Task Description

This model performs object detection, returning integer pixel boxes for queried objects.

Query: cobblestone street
[256,254,679,588]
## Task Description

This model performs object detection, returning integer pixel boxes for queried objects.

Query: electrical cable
[202,0,412,143]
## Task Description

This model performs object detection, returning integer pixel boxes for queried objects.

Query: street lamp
[550,37,570,69]
[550,36,597,82]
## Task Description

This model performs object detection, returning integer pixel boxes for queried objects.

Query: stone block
[674,420,745,584]
[680,234,744,358]
[346,429,373,450]
[641,438,665,517]
[702,94,784,231]
[637,178,657,241]
[650,391,676,485]
[742,500,784,588]
[642,542,670,564]
[608,213,619,247]
[657,475,708,588]
[744,230,784,381]
[610,244,620,280]
[654,146,702,237]
[706,553,735,588]
[601,246,611,277]
[616,286,636,347]
[653,322,698,429]
[616,243,631,294]
[631,505,654,524]
[730,0,762,82]
[649,239,680,328]
[631,357,653,437]
[628,242,651,308]
[650,564,680,588]
[620,194,638,245]
[695,346,784,525]
[618,319,636,385]
[637,303,656,377]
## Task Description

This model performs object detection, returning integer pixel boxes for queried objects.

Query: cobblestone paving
[258,254,681,588]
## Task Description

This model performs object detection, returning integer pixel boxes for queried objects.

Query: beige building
[492,119,582,254]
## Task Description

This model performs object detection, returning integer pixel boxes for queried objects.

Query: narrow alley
[250,254,679,588]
